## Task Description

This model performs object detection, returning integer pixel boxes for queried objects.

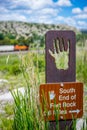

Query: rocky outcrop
[0,21,80,39]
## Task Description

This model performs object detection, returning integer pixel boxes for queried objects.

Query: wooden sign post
[40,31,83,130]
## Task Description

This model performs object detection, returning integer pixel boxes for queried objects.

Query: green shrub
[9,64,21,75]
[0,55,21,75]
[0,33,4,40]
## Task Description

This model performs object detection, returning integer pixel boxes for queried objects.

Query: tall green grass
[0,51,87,129]
[76,48,87,85]
[11,52,48,130]
[11,52,87,130]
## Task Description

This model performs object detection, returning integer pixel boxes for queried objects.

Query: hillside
[0,21,80,39]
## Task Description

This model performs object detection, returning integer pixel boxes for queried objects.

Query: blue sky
[0,0,87,29]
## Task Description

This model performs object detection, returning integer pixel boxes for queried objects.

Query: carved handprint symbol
[49,37,69,70]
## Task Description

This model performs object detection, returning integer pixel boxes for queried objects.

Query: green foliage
[76,50,87,85]
[4,37,10,45]
[17,36,30,46]
[39,35,45,47]
[5,33,16,39]
[11,52,87,130]
[76,33,87,46]
[0,33,17,45]
[30,32,45,47]
[0,33,4,40]
[0,103,14,130]
[0,55,21,75]
[0,40,5,45]
[76,33,87,42]
[33,54,45,72]
[0,51,87,130]
[4,103,14,116]
[76,60,87,84]
[12,52,46,130]
[0,117,13,130]
[0,33,30,46]
[0,30,44,47]
[10,63,21,75]
[10,39,18,45]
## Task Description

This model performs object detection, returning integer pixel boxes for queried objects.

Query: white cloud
[36,16,53,24]
[72,6,87,20]
[84,6,87,12]
[0,0,61,24]
[64,17,76,26]
[9,0,53,10]
[57,0,72,7]
[38,8,59,16]
[0,0,86,30]
[72,8,82,14]
[55,16,64,21]
[74,14,87,19]
[77,20,87,29]
[0,7,9,13]
[54,16,76,27]
[0,13,27,21]
[28,13,53,24]
[26,7,60,24]
[8,0,72,10]
[72,6,87,14]
[23,0,51,10]
[78,21,87,26]
[55,15,87,29]
[21,6,60,24]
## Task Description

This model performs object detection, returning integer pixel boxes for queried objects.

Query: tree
[4,37,10,45]
[0,33,4,40]
[5,33,16,39]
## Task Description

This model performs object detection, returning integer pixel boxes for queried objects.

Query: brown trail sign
[40,82,83,121]
[39,30,83,130]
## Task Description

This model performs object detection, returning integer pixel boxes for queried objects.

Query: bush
[0,55,21,75]
[0,33,4,40]
[9,64,21,75]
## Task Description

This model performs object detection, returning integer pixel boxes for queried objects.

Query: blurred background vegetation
[0,32,45,47]
[0,31,87,48]
[0,30,87,85]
